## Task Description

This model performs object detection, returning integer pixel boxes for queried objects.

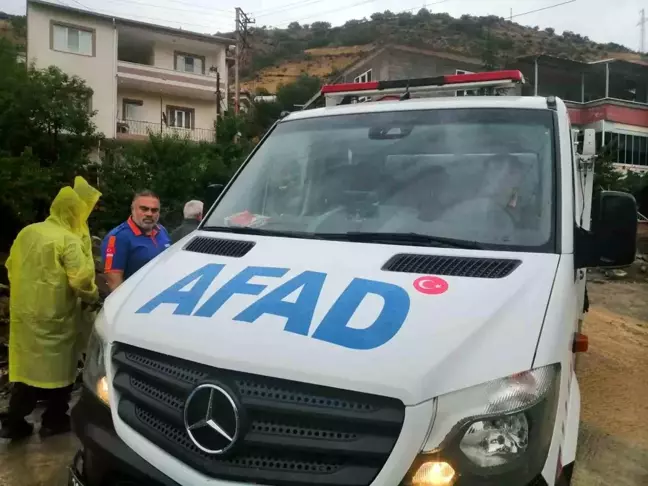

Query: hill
[1,8,642,94]
[239,9,638,92]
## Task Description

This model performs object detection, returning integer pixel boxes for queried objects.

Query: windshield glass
[205,108,556,251]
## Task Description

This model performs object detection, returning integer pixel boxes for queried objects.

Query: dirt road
[572,280,648,486]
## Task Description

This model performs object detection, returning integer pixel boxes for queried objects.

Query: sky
[2,0,647,51]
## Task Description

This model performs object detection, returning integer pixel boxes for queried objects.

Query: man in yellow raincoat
[1,179,100,441]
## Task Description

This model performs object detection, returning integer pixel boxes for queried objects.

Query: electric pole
[639,9,647,54]
[235,7,254,114]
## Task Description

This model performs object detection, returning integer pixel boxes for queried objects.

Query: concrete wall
[117,88,217,130]
[341,48,482,83]
[27,2,117,137]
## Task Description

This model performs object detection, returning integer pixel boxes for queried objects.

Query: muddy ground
[0,279,646,485]
[571,279,648,486]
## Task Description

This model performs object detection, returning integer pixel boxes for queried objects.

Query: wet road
[0,425,78,486]
[0,420,646,486]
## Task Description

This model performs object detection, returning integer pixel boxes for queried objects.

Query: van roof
[284,96,555,122]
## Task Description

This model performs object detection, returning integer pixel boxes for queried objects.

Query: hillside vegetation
[1,8,641,93]
[239,9,638,92]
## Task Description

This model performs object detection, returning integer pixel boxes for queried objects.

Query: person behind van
[170,200,204,244]
[101,190,170,293]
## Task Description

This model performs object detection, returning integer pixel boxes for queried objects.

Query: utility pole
[235,7,254,114]
[639,9,647,54]
[509,8,513,21]
[216,71,222,117]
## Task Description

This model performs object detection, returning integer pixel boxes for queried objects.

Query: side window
[51,23,94,56]
[166,106,194,129]
[174,52,205,74]
[123,99,143,120]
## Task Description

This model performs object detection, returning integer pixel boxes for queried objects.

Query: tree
[276,74,321,110]
[0,38,98,247]
[481,28,499,71]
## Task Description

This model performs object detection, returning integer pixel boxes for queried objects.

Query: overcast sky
[2,0,646,51]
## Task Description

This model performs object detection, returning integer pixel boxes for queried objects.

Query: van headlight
[83,329,110,407]
[406,364,560,485]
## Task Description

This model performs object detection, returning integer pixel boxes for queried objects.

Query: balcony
[116,120,215,143]
[117,61,223,101]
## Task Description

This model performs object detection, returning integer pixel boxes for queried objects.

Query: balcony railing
[116,120,215,142]
[117,61,224,90]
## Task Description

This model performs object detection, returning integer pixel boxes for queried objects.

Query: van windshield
[205,108,557,252]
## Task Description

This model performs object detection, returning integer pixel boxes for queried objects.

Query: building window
[166,106,194,129]
[354,69,372,83]
[123,99,143,120]
[606,132,648,167]
[51,22,94,56]
[455,69,475,97]
[174,52,205,74]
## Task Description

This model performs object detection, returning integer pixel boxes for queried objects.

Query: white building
[27,0,233,142]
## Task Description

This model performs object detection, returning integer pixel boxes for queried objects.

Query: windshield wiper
[317,232,484,249]
[201,225,318,239]
[201,227,483,249]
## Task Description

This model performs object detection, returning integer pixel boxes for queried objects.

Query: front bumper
[69,386,563,486]
[70,386,178,486]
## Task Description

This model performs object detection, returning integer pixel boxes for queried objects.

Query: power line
[255,0,326,19]
[66,0,92,10]
[510,0,577,20]
[273,0,450,28]
[51,0,233,30]
[105,0,235,17]
[52,0,231,32]
[274,0,376,28]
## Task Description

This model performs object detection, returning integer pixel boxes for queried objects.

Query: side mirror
[577,191,637,268]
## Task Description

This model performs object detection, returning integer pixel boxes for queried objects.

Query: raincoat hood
[74,176,102,224]
[47,187,86,235]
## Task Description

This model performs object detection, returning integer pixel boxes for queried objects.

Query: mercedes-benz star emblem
[183,383,240,454]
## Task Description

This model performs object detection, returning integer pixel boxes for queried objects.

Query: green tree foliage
[276,74,322,110]
[0,37,252,247]
[235,9,632,78]
[0,38,98,247]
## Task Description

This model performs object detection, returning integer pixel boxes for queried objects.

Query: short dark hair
[132,190,160,203]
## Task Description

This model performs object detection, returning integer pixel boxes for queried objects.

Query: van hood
[103,231,559,405]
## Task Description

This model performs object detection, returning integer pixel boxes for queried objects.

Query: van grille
[383,254,520,279]
[112,344,405,486]
[184,236,255,258]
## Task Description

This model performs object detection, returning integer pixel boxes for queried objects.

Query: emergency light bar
[303,70,525,109]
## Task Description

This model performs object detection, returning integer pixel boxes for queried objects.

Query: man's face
[131,196,160,232]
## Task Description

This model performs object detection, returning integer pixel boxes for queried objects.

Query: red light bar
[320,70,524,95]
[321,81,379,94]
[443,70,524,85]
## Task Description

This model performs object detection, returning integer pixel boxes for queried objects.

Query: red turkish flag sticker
[413,276,449,295]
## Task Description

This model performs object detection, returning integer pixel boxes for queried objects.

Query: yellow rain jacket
[73,176,101,256]
[6,186,99,389]
[72,176,102,354]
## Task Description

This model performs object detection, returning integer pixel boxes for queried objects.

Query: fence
[116,120,215,142]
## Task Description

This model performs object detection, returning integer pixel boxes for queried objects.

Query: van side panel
[533,255,581,483]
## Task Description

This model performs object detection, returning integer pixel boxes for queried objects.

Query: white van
[70,71,638,486]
